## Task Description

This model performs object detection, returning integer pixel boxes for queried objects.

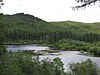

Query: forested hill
[0,13,65,43]
[0,13,100,43]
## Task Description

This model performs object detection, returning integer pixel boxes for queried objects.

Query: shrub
[69,59,100,75]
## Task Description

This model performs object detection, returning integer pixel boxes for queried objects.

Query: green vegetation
[44,50,60,53]
[1,13,100,44]
[1,13,63,44]
[0,52,66,75]
[0,51,100,75]
[56,39,100,56]
[0,14,7,56]
[0,0,100,74]
[0,13,100,56]
[69,59,100,75]
[0,13,100,74]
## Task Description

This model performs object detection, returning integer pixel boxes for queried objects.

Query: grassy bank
[44,50,60,53]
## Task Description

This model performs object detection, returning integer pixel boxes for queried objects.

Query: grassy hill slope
[51,21,100,34]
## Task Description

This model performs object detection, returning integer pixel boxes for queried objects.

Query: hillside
[0,13,64,43]
[51,21,100,34]
[0,13,100,43]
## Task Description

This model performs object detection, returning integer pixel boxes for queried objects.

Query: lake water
[39,51,100,71]
[7,44,49,52]
[7,44,100,71]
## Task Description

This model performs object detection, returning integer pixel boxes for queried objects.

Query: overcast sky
[1,0,100,23]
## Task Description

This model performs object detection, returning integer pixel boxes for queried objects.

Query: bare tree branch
[72,0,98,10]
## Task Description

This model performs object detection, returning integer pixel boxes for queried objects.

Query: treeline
[0,13,100,44]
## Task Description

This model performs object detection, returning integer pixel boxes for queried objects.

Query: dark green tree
[0,1,7,57]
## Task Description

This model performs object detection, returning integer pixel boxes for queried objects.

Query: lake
[7,44,100,72]
[39,51,100,71]
[7,44,49,52]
